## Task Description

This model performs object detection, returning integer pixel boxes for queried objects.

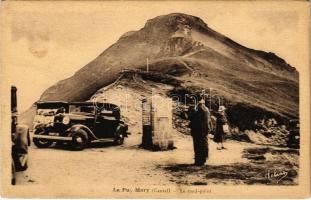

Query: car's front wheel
[33,129,53,148]
[71,130,89,151]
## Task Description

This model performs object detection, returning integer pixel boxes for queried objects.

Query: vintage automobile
[33,101,128,150]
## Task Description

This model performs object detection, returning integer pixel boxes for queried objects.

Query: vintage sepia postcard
[0,0,310,198]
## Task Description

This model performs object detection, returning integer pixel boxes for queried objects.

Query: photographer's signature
[266,169,288,183]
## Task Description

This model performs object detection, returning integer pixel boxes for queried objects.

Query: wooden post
[146,58,149,72]
[209,88,212,110]
[218,96,221,107]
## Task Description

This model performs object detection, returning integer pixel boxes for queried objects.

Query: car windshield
[33,109,57,129]
[36,108,58,116]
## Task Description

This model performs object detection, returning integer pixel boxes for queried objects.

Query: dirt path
[15,131,298,186]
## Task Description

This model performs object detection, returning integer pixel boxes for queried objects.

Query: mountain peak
[144,13,208,32]
[38,13,298,121]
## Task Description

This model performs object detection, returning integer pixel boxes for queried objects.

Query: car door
[94,110,118,138]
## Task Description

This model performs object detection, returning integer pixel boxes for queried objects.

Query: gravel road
[15,131,298,186]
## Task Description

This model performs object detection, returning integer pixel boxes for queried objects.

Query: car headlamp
[62,116,70,125]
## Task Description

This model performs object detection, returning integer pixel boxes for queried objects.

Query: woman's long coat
[214,112,228,143]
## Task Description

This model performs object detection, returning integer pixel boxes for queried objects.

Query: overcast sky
[1,1,308,112]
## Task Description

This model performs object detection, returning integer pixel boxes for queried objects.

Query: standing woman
[214,106,228,150]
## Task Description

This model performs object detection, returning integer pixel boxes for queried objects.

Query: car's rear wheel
[114,133,124,145]
[71,130,88,151]
[33,129,53,148]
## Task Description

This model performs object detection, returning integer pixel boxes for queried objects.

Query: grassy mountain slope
[32,13,298,121]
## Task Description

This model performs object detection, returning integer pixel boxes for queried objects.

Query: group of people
[188,98,228,166]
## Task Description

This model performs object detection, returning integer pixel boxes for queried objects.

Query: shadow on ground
[48,141,118,151]
[157,147,299,185]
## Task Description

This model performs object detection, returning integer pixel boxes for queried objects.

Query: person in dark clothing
[214,106,228,150]
[12,126,29,171]
[188,99,211,166]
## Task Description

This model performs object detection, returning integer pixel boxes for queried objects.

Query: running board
[95,138,115,142]
[33,135,115,142]
[33,135,72,141]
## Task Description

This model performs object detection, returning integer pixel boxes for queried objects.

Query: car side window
[99,109,120,120]
[80,106,95,114]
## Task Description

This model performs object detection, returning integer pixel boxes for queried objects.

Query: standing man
[188,98,211,166]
